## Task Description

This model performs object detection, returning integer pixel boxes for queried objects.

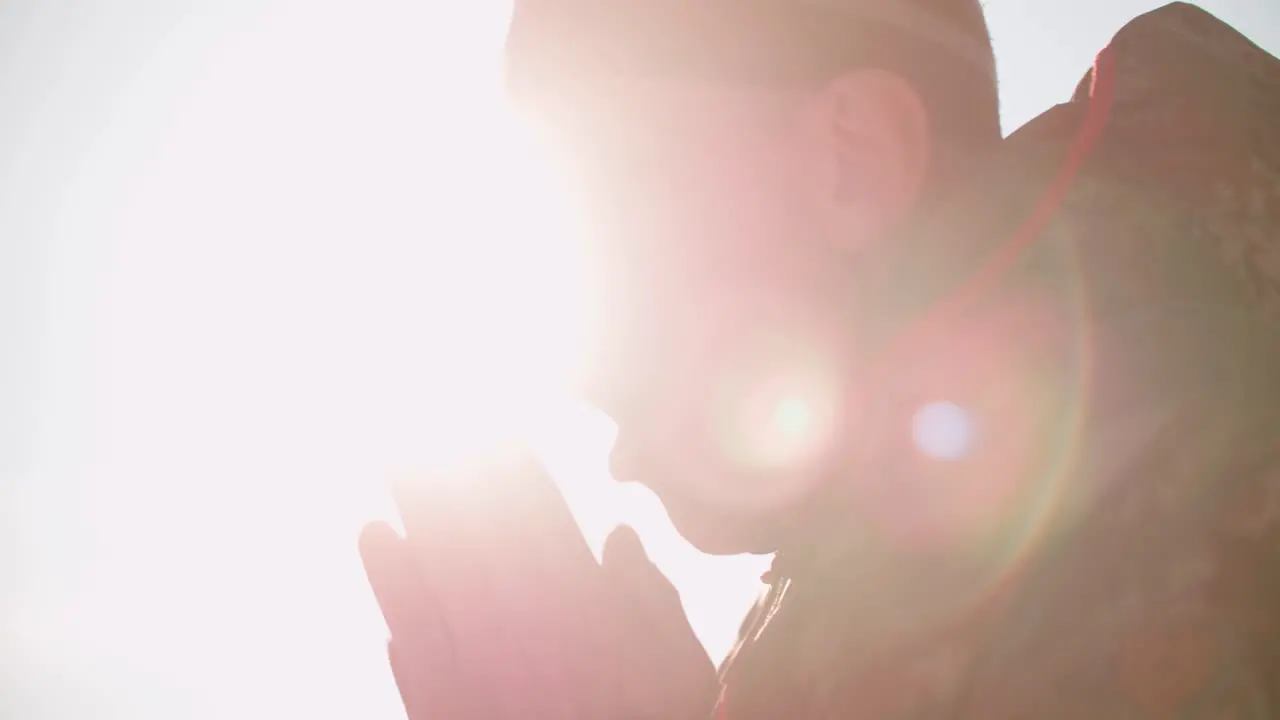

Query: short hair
[505,0,1001,156]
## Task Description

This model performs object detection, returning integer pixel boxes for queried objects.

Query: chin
[608,415,820,555]
[655,490,784,556]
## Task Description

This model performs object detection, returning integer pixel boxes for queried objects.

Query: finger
[476,454,624,718]
[391,451,598,609]
[601,525,686,625]
[390,472,494,585]
[396,450,597,573]
[388,640,429,720]
[389,639,484,720]
[602,525,709,663]
[359,521,450,646]
[390,464,545,716]
[491,450,599,573]
[363,517,515,681]
[362,523,480,717]
[601,525,717,716]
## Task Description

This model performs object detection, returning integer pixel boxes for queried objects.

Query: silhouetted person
[362,2,1280,717]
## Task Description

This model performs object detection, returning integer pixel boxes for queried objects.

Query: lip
[611,441,778,554]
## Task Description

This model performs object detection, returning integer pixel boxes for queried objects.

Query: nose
[577,330,656,432]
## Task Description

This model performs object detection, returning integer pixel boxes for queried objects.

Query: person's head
[505,0,1002,554]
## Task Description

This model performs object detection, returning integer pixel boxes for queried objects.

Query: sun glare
[63,3,590,718]
[16,2,1280,719]
[10,3,767,718]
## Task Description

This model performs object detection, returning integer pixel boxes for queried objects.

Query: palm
[359,451,716,719]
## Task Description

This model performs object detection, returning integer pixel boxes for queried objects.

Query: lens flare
[912,401,975,460]
[716,353,840,479]
[773,394,814,441]
[753,391,821,469]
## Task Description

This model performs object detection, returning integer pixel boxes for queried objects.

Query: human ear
[817,69,932,251]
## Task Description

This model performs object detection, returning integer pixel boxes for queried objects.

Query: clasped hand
[360,450,716,718]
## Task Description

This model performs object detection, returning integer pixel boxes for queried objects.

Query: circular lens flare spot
[728,375,837,477]
[772,394,814,441]
[912,401,975,460]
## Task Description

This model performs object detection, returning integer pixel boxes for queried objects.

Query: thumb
[601,525,716,716]
[601,525,681,615]
[601,525,706,659]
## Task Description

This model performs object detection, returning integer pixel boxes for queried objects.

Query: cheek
[850,299,1077,556]
[667,171,828,319]
[625,266,852,518]
[657,493,777,555]
[592,150,822,358]
[594,143,851,510]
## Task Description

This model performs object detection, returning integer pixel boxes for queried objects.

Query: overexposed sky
[1,2,1276,718]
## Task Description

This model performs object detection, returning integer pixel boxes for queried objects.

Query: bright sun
[22,3,766,719]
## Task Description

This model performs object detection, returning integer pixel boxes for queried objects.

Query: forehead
[520,73,803,151]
